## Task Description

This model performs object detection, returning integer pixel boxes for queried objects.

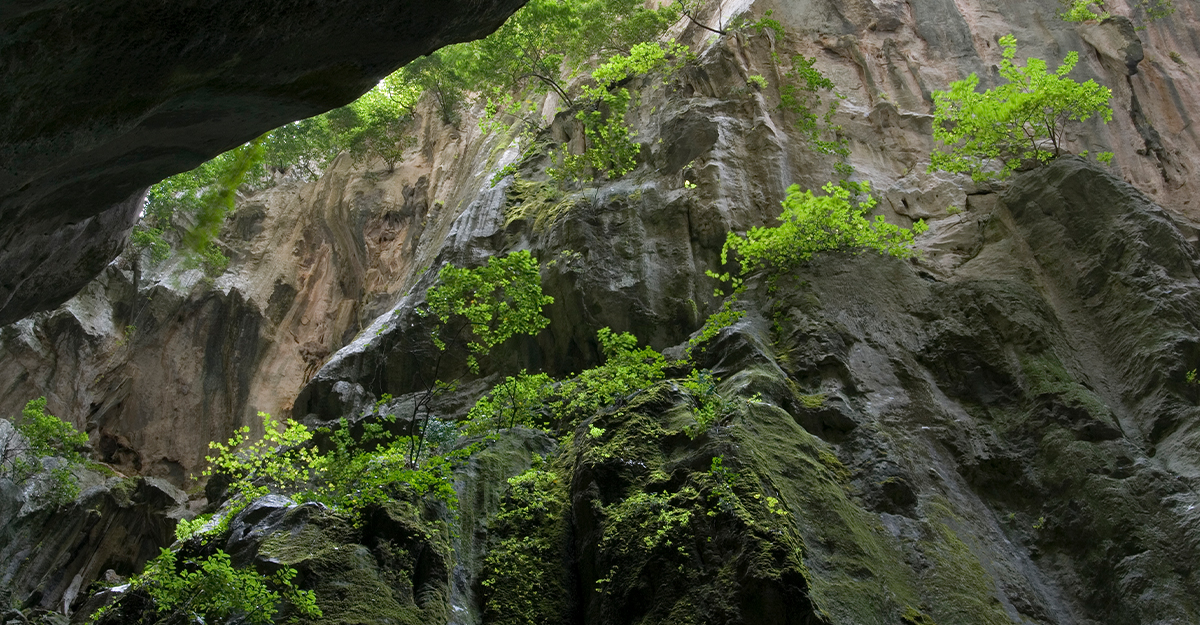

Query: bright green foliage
[710,182,927,292]
[120,549,320,625]
[141,137,265,276]
[1,398,88,506]
[1060,0,1110,21]
[201,411,458,513]
[1061,0,1175,22]
[481,462,571,624]
[705,455,736,512]
[301,419,459,511]
[203,411,319,502]
[392,50,465,125]
[680,369,731,438]
[929,35,1113,182]
[1138,0,1175,20]
[594,489,693,589]
[556,328,669,419]
[686,297,745,355]
[549,41,689,183]
[9,397,87,463]
[129,226,170,263]
[424,250,554,374]
[180,139,264,257]
[464,371,557,434]
[469,0,678,113]
[330,83,420,169]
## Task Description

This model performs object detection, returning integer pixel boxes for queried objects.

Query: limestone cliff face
[4,0,1200,622]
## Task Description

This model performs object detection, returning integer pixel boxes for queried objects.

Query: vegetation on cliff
[55,0,1171,623]
[0,397,88,506]
[929,35,1113,181]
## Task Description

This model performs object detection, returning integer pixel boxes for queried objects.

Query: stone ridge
[0,0,528,327]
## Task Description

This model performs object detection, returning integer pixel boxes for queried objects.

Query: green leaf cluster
[680,368,732,438]
[460,327,733,439]
[1060,0,1174,22]
[464,371,557,434]
[302,418,460,511]
[103,548,320,625]
[780,53,848,160]
[202,411,319,502]
[142,138,265,276]
[425,250,555,373]
[1060,0,1111,21]
[548,40,689,183]
[555,328,670,419]
[129,226,170,263]
[199,411,459,516]
[469,0,678,113]
[929,35,1113,182]
[686,297,745,356]
[709,181,927,293]
[1,397,88,506]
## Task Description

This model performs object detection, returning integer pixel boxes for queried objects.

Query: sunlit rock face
[0,0,528,326]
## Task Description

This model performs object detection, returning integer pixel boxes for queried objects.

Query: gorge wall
[3,0,1200,623]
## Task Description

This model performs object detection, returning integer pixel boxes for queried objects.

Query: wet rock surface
[0,467,187,615]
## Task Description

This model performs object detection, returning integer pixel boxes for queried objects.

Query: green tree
[468,0,677,114]
[406,250,555,461]
[100,548,320,625]
[464,371,557,434]
[394,50,466,126]
[1,397,88,506]
[710,181,927,293]
[928,35,1113,182]
[549,40,689,183]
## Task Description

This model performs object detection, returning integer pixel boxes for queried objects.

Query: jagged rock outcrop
[0,436,188,616]
[6,0,1200,622]
[0,0,528,326]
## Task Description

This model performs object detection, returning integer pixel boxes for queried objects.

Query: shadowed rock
[0,0,527,326]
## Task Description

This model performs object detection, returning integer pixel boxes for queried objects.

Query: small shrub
[686,298,745,356]
[1060,0,1110,21]
[202,411,459,514]
[96,549,320,624]
[681,369,732,438]
[709,181,927,293]
[929,35,1113,181]
[555,328,669,420]
[1,397,88,506]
